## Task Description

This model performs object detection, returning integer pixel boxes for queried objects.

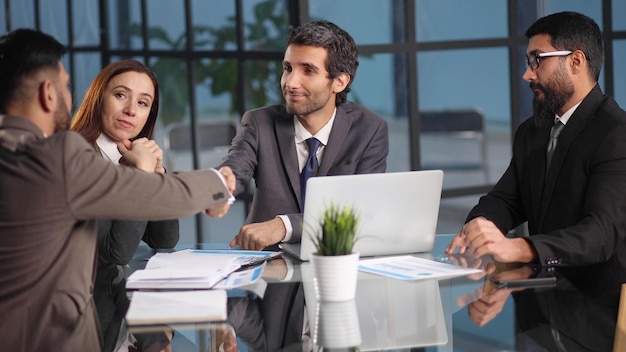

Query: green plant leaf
[311,203,360,256]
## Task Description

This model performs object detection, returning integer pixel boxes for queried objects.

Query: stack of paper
[126,249,281,289]
[125,289,227,325]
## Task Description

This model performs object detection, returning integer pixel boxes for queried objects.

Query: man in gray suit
[0,29,235,351]
[222,20,389,250]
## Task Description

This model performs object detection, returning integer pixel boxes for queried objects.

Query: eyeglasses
[524,50,573,70]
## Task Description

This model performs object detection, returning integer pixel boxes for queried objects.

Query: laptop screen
[295,170,444,261]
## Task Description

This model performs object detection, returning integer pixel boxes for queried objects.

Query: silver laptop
[280,170,444,261]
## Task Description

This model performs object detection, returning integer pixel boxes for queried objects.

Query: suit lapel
[275,116,301,204]
[318,106,352,175]
[528,124,550,226]
[276,105,354,206]
[538,85,604,226]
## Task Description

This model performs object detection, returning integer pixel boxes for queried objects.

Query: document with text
[126,249,280,289]
[358,255,483,280]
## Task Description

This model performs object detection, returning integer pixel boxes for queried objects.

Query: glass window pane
[71,53,101,115]
[418,47,511,187]
[614,40,626,108]
[242,0,289,51]
[149,58,190,126]
[418,48,512,235]
[195,58,239,119]
[72,0,99,46]
[1,0,7,31]
[352,53,409,172]
[40,1,68,43]
[147,57,193,241]
[146,0,185,50]
[108,0,143,50]
[539,1,602,27]
[416,0,508,42]
[309,0,395,44]
[613,0,626,31]
[191,0,237,50]
[243,60,283,111]
[10,0,34,29]
[152,58,245,244]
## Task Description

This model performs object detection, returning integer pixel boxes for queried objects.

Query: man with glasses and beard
[446,11,626,350]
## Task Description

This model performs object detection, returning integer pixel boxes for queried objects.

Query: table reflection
[314,300,361,349]
[124,241,620,351]
[448,254,618,351]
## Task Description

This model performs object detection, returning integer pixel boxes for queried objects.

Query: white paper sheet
[125,289,227,325]
[358,255,482,280]
[126,249,278,289]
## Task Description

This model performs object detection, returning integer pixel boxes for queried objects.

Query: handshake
[205,166,237,218]
[116,138,238,219]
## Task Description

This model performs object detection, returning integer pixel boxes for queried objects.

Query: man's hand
[262,258,288,280]
[213,325,239,352]
[205,167,237,218]
[456,265,534,327]
[446,217,536,263]
[230,218,286,250]
[206,203,231,218]
[218,166,237,194]
[446,252,496,281]
[466,286,514,327]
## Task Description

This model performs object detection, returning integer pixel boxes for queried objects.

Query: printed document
[126,249,279,289]
[358,255,483,280]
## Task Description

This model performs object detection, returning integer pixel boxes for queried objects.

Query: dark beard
[530,67,574,129]
[53,93,71,133]
[531,84,567,128]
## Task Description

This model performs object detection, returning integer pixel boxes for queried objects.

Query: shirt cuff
[277,215,293,242]
[208,168,235,204]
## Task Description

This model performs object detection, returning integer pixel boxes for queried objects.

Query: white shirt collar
[556,101,582,125]
[96,133,122,164]
[293,108,336,146]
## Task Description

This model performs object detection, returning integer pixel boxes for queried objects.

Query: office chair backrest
[419,109,484,133]
[163,119,238,170]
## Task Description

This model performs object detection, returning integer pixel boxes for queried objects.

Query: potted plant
[310,203,360,302]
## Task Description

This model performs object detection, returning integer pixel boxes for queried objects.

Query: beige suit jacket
[0,115,229,351]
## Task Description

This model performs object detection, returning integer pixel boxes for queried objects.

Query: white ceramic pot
[310,252,359,302]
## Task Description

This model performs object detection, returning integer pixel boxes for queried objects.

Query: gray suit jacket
[0,115,230,351]
[221,102,389,243]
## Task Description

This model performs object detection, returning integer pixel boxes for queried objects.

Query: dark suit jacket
[0,115,231,351]
[221,102,389,242]
[467,85,626,300]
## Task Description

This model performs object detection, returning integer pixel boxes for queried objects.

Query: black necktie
[546,120,565,167]
[300,137,321,208]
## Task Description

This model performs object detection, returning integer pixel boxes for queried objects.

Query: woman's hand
[117,138,159,173]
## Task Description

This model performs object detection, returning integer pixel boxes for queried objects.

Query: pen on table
[238,252,283,269]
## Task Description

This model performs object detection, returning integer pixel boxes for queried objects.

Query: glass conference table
[125,234,617,352]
